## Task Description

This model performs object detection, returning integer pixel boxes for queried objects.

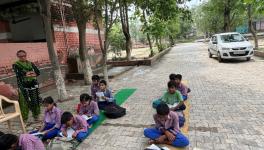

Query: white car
[208,32,254,62]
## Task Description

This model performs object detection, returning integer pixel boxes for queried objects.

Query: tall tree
[119,0,132,60]
[247,4,258,49]
[38,0,68,100]
[135,0,154,56]
[94,0,118,83]
[243,0,264,49]
[194,0,244,35]
[70,0,93,85]
[223,0,231,32]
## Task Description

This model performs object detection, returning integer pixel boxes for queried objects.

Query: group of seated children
[146,73,190,147]
[89,75,115,110]
[0,75,116,150]
[0,73,190,149]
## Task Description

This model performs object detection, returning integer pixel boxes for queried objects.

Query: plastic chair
[0,95,26,133]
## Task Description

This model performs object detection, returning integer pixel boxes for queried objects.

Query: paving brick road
[79,42,264,150]
[2,42,264,150]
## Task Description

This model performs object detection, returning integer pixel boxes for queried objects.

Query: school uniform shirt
[79,101,100,116]
[161,91,183,105]
[44,106,63,129]
[91,84,100,101]
[19,134,45,150]
[154,111,180,135]
[101,89,115,102]
[61,115,88,134]
[177,83,188,97]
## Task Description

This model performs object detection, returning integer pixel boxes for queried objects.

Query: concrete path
[78,42,264,150]
[2,42,264,150]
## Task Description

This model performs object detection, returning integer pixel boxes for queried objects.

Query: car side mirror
[212,41,217,44]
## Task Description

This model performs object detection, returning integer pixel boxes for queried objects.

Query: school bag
[104,103,126,119]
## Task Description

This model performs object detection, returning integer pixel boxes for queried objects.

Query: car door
[209,37,214,52]
[211,36,218,55]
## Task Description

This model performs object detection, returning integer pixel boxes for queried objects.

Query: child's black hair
[175,74,182,80]
[16,50,26,56]
[167,81,177,88]
[61,112,73,124]
[43,96,57,107]
[156,103,170,116]
[80,93,92,102]
[0,131,4,137]
[99,80,107,86]
[169,73,177,80]
[92,75,100,81]
[0,134,18,150]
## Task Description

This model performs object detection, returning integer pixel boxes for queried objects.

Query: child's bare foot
[148,139,156,145]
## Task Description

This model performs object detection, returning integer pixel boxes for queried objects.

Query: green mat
[89,88,136,133]
[71,88,136,149]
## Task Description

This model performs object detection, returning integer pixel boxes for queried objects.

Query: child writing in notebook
[31,96,63,140]
[60,112,89,141]
[78,93,100,125]
[96,80,115,110]
[0,131,45,150]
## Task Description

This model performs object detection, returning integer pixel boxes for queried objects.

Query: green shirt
[161,90,183,105]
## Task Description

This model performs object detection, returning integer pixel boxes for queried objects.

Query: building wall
[0,20,11,42]
[9,14,46,42]
[53,22,104,66]
[0,20,104,79]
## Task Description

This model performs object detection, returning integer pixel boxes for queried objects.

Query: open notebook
[96,92,105,102]
[59,127,75,141]
[145,144,170,150]
[81,115,93,120]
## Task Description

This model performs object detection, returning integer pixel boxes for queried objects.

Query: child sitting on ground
[91,75,100,101]
[78,93,100,126]
[77,75,100,113]
[31,96,63,140]
[60,112,89,142]
[97,80,115,110]
[144,103,189,147]
[153,81,185,111]
[0,131,45,150]
[169,74,189,101]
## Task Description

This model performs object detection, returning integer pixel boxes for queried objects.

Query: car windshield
[220,34,245,43]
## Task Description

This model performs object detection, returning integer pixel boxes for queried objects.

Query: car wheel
[217,52,223,63]
[246,57,251,61]
[208,50,212,58]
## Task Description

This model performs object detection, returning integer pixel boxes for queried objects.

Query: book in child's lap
[59,128,75,141]
[81,115,93,120]
[96,92,105,102]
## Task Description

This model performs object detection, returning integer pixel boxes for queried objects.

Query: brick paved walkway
[79,43,264,150]
[2,42,264,150]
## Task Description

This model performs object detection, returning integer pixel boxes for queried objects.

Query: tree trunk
[78,22,93,85]
[247,4,258,49]
[169,35,174,47]
[125,37,132,60]
[142,9,153,57]
[119,0,132,60]
[38,0,68,100]
[95,0,109,83]
[102,54,109,83]
[223,0,231,32]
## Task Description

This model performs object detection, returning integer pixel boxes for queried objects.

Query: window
[220,34,245,43]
